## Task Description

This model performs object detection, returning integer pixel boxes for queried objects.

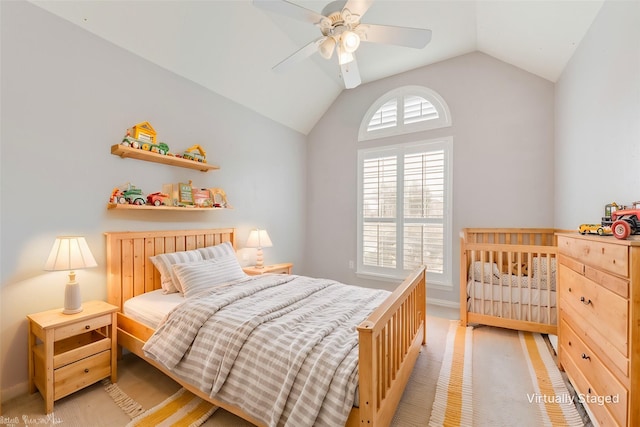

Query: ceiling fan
[253,0,432,89]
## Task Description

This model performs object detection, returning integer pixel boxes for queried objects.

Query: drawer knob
[85,325,91,330]
[581,353,591,361]
[84,368,89,373]
[580,296,592,305]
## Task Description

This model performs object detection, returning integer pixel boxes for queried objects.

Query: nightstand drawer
[266,266,291,274]
[54,350,111,400]
[54,314,112,341]
[53,331,111,368]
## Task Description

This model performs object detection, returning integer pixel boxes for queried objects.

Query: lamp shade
[341,31,360,53]
[246,229,273,249]
[45,236,97,271]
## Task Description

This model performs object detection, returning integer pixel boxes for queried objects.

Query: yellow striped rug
[429,321,474,427]
[519,331,584,427]
[429,322,584,427]
[126,388,217,427]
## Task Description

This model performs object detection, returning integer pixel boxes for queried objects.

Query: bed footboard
[355,266,426,427]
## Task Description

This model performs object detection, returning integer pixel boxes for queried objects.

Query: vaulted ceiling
[30,0,604,134]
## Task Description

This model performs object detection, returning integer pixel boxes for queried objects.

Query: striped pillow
[172,254,247,298]
[197,241,235,260]
[150,249,203,294]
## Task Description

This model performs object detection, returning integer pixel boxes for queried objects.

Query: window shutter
[367,99,398,132]
[403,95,439,124]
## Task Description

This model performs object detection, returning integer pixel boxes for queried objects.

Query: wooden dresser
[557,233,639,426]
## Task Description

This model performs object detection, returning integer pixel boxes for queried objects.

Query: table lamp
[44,236,97,314]
[246,229,273,269]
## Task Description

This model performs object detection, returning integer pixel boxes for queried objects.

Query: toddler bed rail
[460,228,558,335]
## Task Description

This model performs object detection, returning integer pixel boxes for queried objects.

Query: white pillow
[173,254,247,298]
[470,261,501,282]
[197,241,235,260]
[150,249,203,294]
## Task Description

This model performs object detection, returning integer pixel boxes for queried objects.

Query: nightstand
[243,262,293,276]
[27,300,118,413]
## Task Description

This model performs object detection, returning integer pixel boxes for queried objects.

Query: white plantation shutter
[367,99,398,132]
[359,86,451,141]
[403,150,445,273]
[403,96,439,124]
[358,140,451,283]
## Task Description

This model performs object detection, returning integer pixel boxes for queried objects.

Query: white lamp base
[63,273,83,315]
[255,247,265,269]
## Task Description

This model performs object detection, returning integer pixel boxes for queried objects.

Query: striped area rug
[429,321,474,426]
[125,388,217,427]
[429,322,584,427]
[519,331,584,426]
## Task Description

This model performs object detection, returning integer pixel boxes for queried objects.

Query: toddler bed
[105,228,426,427]
[460,228,558,335]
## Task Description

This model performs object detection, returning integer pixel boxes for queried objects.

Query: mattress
[123,289,184,328]
[467,280,557,307]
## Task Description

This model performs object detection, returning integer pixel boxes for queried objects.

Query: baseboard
[427,298,459,309]
[2,381,28,403]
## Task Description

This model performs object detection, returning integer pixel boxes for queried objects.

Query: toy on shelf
[180,145,207,163]
[162,181,230,208]
[146,192,170,206]
[110,183,146,205]
[120,121,171,155]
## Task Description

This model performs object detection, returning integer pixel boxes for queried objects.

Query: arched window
[357,86,452,287]
[359,86,451,141]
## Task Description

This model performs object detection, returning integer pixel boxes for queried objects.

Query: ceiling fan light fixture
[337,45,354,65]
[318,37,337,59]
[341,30,360,53]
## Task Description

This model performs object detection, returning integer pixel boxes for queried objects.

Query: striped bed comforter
[142,274,390,427]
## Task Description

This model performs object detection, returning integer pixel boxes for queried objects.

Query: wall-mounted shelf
[107,203,227,211]
[111,144,219,172]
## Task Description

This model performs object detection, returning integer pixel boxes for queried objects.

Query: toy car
[147,192,170,206]
[610,208,640,239]
[578,224,611,236]
[123,186,146,205]
[121,136,170,155]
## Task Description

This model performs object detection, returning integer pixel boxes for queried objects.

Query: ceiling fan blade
[342,0,373,18]
[273,37,326,73]
[253,0,326,25]
[340,57,361,89]
[362,24,432,49]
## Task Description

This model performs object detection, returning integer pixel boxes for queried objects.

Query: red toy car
[610,208,640,239]
[146,192,170,206]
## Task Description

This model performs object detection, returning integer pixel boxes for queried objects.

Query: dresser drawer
[558,236,628,277]
[559,265,628,357]
[54,314,112,341]
[560,349,625,427]
[560,320,628,426]
[54,350,111,400]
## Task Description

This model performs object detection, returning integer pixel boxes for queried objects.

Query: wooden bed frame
[460,228,559,335]
[105,228,426,427]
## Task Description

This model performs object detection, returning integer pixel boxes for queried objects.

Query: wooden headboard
[105,228,236,312]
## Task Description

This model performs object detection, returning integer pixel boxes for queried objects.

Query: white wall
[555,0,640,228]
[0,1,306,398]
[305,52,555,304]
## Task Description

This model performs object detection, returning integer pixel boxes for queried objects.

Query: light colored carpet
[3,311,589,426]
